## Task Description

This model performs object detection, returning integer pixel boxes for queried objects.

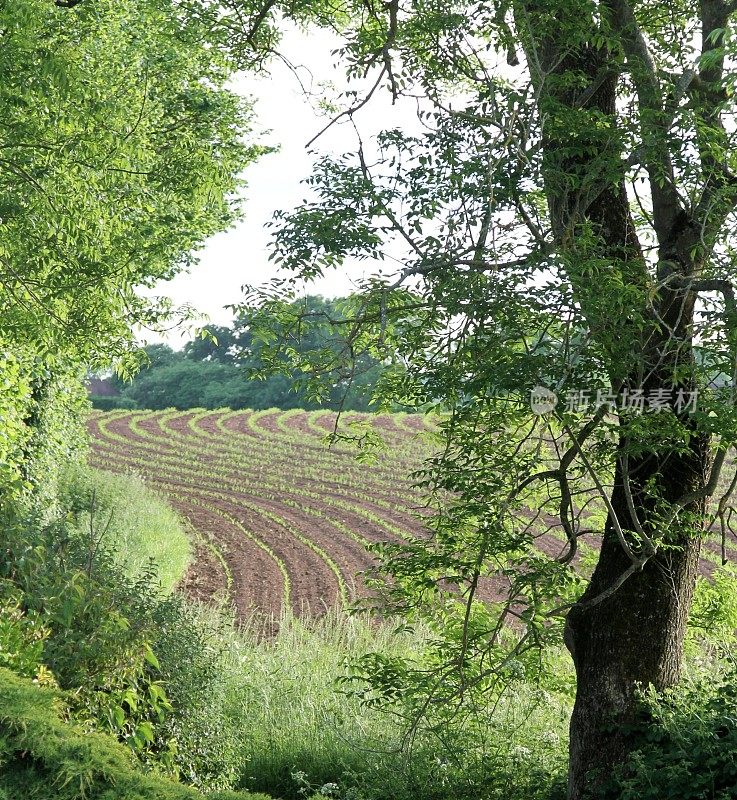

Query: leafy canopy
[0,0,261,367]
[0,0,261,509]
[241,0,737,716]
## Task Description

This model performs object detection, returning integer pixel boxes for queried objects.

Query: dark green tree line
[100,296,389,411]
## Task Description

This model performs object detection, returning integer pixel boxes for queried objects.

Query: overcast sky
[145,25,415,348]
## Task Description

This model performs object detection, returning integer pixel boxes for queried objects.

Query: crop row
[88,409,433,619]
[88,409,734,621]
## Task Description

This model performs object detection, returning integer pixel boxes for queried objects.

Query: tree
[184,326,241,364]
[0,0,259,511]
[0,0,258,366]
[237,295,390,411]
[119,297,389,411]
[122,359,232,410]
[240,1,737,795]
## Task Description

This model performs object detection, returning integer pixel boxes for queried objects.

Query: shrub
[596,665,737,799]
[90,396,138,411]
[0,667,270,800]
[149,599,252,792]
[0,469,247,791]
[1,512,177,764]
[688,564,737,646]
[0,594,52,684]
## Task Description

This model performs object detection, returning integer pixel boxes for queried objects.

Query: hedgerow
[0,666,270,800]
[0,466,250,792]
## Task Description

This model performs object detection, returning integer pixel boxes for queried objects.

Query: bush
[0,666,270,800]
[149,599,253,792]
[90,395,138,411]
[596,664,737,799]
[688,564,737,647]
[0,594,52,683]
[0,511,178,764]
[0,468,247,791]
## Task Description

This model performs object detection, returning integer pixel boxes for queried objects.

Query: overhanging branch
[604,0,684,241]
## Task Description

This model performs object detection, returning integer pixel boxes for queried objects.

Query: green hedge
[90,395,138,411]
[0,667,271,800]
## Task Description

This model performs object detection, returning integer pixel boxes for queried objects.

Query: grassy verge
[0,666,269,800]
[59,465,191,593]
[183,608,571,800]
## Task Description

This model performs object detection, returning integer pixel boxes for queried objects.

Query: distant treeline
[91,297,386,412]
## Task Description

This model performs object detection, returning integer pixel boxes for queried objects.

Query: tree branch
[243,0,279,47]
[305,66,387,148]
[382,0,400,102]
[603,0,684,242]
[693,0,737,238]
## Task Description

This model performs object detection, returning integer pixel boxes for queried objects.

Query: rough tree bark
[253,0,737,793]
[565,438,709,798]
[517,0,725,795]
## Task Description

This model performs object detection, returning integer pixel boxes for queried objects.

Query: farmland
[88,408,737,622]
[87,408,440,619]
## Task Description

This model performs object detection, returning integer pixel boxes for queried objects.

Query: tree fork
[516,0,716,795]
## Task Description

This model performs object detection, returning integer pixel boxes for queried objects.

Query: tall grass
[58,464,190,593]
[63,467,572,798]
[179,607,571,800]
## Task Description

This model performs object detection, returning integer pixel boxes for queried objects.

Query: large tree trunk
[564,430,710,798]
[515,2,718,794]
[561,216,710,796]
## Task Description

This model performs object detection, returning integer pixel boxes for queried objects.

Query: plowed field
[88,409,436,620]
[88,409,736,623]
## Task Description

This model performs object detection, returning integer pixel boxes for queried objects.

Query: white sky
[145,26,415,348]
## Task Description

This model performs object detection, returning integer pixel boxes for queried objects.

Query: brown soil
[100,414,174,452]
[88,410,733,628]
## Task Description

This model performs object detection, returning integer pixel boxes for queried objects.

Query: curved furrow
[92,411,594,577]
[92,455,295,616]
[93,408,683,620]
[87,448,290,614]
[180,409,394,481]
[109,409,428,525]
[89,439,349,610]
[90,441,387,586]
[173,504,233,604]
[237,407,433,470]
[90,432,561,611]
[153,486,293,617]
[90,426,425,544]
[95,411,177,453]
[177,487,347,611]
[87,450,290,618]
